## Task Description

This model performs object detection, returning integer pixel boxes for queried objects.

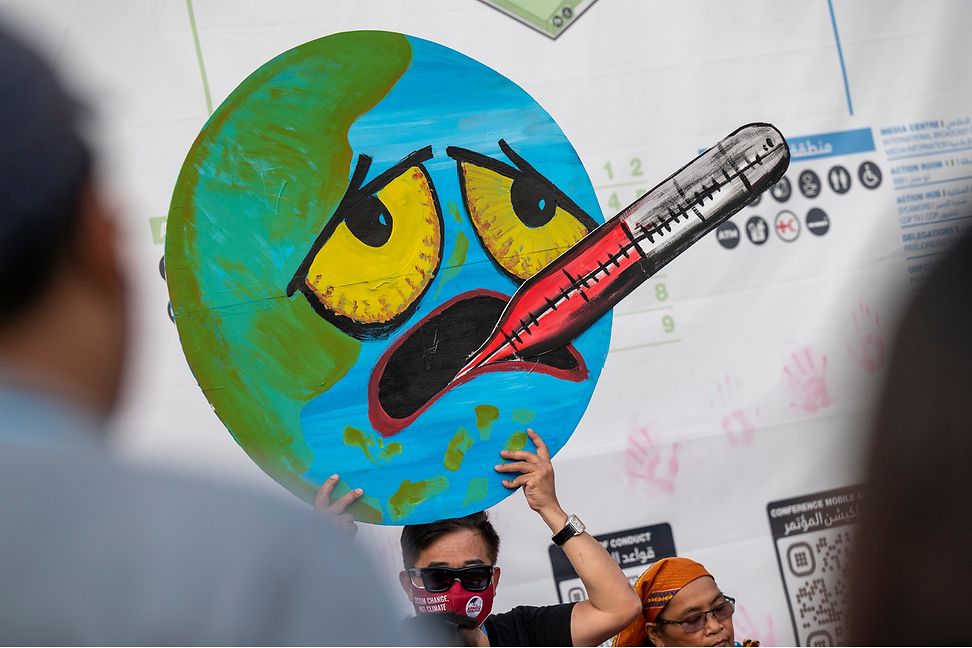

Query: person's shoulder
[486,604,576,631]
[484,603,576,647]
[0,441,354,588]
[7,439,302,516]
[495,602,576,618]
[0,443,398,644]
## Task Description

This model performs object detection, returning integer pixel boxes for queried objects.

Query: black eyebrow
[446,139,598,230]
[358,146,434,196]
[498,139,544,180]
[422,559,487,568]
[286,146,434,297]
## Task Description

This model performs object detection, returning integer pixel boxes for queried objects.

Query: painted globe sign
[166,31,610,524]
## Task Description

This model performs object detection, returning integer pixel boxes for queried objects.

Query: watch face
[569,515,586,533]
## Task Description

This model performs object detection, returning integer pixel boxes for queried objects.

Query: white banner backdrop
[4,1,969,644]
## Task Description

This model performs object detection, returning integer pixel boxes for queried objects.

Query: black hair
[401,511,500,569]
[0,24,92,324]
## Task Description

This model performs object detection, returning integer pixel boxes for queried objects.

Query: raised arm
[495,429,641,646]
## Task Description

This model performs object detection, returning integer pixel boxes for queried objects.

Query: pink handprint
[733,604,777,647]
[625,423,680,493]
[711,375,757,447]
[783,346,833,413]
[849,302,886,374]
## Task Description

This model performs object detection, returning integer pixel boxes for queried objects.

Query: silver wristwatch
[552,513,586,546]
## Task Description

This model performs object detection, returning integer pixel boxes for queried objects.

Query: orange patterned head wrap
[613,557,712,647]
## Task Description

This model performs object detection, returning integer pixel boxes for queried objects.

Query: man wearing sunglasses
[400,429,641,646]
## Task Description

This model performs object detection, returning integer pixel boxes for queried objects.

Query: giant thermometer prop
[455,123,790,378]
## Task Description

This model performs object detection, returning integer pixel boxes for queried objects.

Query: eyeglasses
[407,565,496,593]
[656,596,735,633]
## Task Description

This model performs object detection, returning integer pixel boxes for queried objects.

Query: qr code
[768,485,863,646]
[781,528,854,645]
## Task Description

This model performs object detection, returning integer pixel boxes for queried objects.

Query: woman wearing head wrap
[613,557,758,647]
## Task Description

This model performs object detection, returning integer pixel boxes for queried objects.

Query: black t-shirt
[482,602,575,647]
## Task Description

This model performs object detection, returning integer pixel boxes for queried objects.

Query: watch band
[552,514,585,546]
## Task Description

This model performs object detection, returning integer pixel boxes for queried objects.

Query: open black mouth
[368,289,588,436]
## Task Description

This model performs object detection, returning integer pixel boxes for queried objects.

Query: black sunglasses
[407,565,496,593]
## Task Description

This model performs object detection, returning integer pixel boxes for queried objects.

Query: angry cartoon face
[166,31,610,524]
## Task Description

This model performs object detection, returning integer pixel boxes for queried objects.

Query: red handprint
[733,603,778,647]
[625,423,680,494]
[783,346,833,413]
[711,375,758,446]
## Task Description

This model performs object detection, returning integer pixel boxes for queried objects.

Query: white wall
[3,1,969,644]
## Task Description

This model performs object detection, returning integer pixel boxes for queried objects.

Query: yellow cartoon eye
[447,140,597,282]
[288,147,443,339]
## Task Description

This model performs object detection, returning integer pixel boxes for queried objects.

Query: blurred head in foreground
[851,231,972,645]
[0,21,412,646]
[0,21,126,418]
